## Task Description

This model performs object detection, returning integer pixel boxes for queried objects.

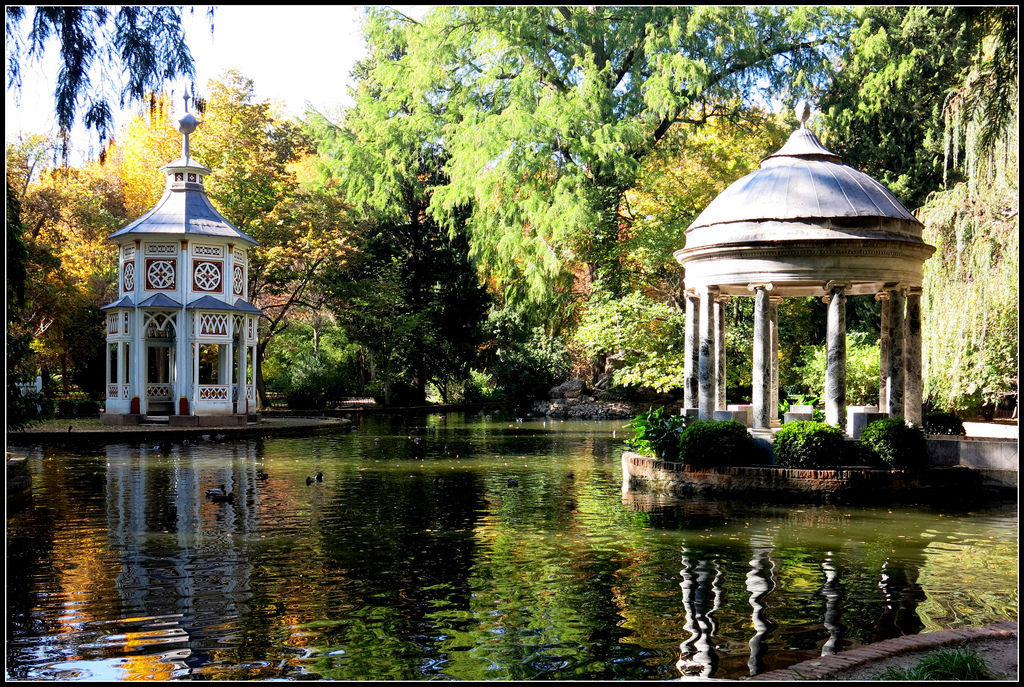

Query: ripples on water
[6,413,1018,680]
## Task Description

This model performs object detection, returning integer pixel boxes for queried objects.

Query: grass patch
[12,417,106,432]
[873,646,990,680]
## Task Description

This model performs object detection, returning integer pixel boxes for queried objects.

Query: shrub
[625,407,689,461]
[922,410,966,436]
[858,418,928,469]
[76,399,101,416]
[679,419,758,467]
[773,421,849,469]
[56,399,78,418]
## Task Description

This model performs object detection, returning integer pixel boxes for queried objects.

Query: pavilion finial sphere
[177,112,201,136]
[795,101,812,128]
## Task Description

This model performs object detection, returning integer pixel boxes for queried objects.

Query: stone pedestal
[847,411,888,439]
[714,409,751,426]
[784,412,814,424]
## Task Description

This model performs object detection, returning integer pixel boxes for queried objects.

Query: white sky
[5,5,432,157]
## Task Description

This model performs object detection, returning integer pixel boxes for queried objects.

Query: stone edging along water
[621,451,990,503]
[749,621,1018,681]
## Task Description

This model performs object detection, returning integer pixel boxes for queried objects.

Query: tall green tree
[413,6,854,306]
[818,6,1017,208]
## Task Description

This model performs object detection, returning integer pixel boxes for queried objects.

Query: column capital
[701,285,720,297]
[906,286,923,296]
[824,280,852,293]
[684,289,699,301]
[746,282,774,293]
[715,294,732,305]
[874,291,891,301]
[883,282,907,294]
[768,295,783,305]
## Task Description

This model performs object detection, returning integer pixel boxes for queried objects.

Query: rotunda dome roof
[675,105,934,297]
[687,126,920,232]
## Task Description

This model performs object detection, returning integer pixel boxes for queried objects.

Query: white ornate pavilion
[674,103,935,435]
[101,108,261,425]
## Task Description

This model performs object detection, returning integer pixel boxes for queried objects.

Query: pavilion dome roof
[687,125,921,232]
[107,112,257,246]
[675,103,934,297]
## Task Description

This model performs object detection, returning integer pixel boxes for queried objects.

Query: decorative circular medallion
[147,260,175,289]
[123,261,135,291]
[233,265,244,295]
[194,261,222,291]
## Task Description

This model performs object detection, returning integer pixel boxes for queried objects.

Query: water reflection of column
[107,445,150,613]
[746,538,776,677]
[820,554,843,655]
[677,547,722,678]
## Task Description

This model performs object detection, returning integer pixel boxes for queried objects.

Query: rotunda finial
[795,101,812,129]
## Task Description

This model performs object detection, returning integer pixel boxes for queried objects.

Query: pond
[6,413,1018,681]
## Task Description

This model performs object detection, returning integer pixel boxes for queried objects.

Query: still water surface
[6,413,1018,680]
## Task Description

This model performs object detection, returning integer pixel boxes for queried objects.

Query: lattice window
[107,314,119,334]
[233,248,246,264]
[174,173,184,182]
[146,243,177,255]
[123,312,130,334]
[146,259,176,290]
[108,384,120,399]
[193,261,222,291]
[233,265,244,295]
[122,245,135,261]
[144,312,174,338]
[122,261,135,291]
[198,385,230,401]
[193,244,223,257]
[187,173,197,183]
[199,313,229,336]
[247,316,255,339]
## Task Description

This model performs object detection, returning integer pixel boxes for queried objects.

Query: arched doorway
[144,312,177,415]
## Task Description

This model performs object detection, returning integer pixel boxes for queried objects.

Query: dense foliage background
[6,6,1017,422]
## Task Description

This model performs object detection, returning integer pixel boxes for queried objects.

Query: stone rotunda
[674,102,935,434]
[101,105,261,425]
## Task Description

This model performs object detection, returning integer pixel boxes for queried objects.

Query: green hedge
[625,407,688,461]
[773,420,849,469]
[679,419,759,467]
[858,418,928,469]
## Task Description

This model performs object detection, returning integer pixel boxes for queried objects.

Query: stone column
[824,281,849,430]
[698,286,718,420]
[750,283,772,429]
[887,285,906,419]
[904,287,923,424]
[684,291,700,409]
[876,292,891,410]
[714,295,730,411]
[769,296,782,426]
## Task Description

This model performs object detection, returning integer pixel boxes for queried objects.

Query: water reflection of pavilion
[621,492,927,679]
[104,441,264,676]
